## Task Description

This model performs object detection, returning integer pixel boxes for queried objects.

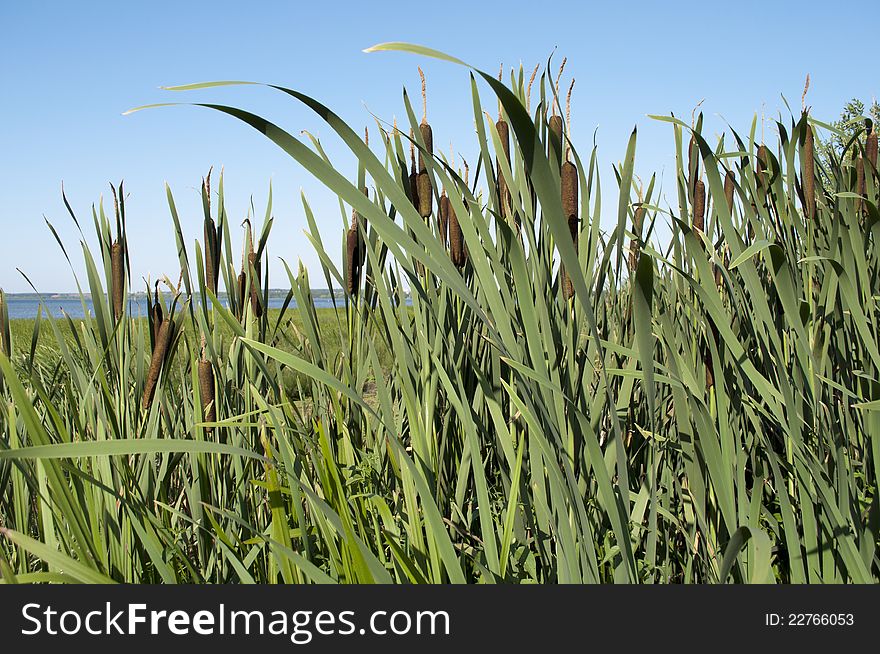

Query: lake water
[3,292,347,320]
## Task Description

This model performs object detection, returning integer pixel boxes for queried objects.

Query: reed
[3,50,879,587]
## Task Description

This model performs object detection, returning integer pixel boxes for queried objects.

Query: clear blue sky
[1,0,876,293]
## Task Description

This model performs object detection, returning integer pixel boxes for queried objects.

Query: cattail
[688,134,701,195]
[802,119,815,220]
[417,67,433,218]
[142,317,172,410]
[561,158,579,299]
[867,127,878,168]
[204,220,218,295]
[198,353,216,428]
[408,134,419,210]
[496,117,511,221]
[629,206,646,273]
[439,192,449,247]
[526,63,539,115]
[449,198,465,268]
[237,271,247,318]
[756,144,769,192]
[346,217,361,295]
[724,170,735,212]
[150,283,163,347]
[0,289,10,358]
[248,252,262,318]
[111,239,124,321]
[202,171,219,295]
[693,180,706,233]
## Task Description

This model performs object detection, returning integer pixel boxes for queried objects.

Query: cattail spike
[693,179,706,233]
[553,57,567,117]
[418,66,427,124]
[248,251,262,318]
[142,317,173,410]
[111,240,124,321]
[526,63,539,114]
[724,170,736,212]
[867,129,878,168]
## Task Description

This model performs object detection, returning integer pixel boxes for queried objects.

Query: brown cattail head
[142,317,172,410]
[417,172,432,218]
[204,216,219,295]
[151,283,163,347]
[756,144,769,191]
[248,251,262,318]
[408,133,420,209]
[802,122,815,220]
[345,220,361,296]
[561,160,578,220]
[449,198,465,269]
[111,240,124,321]
[198,356,216,427]
[693,179,706,233]
[867,129,878,168]
[418,122,433,173]
[688,133,701,193]
[439,192,449,248]
[629,206,646,273]
[237,271,247,318]
[724,170,736,212]
[496,118,511,220]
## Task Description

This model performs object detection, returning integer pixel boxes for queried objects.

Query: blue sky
[1,0,876,292]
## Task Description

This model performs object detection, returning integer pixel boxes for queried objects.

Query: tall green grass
[1,44,878,583]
